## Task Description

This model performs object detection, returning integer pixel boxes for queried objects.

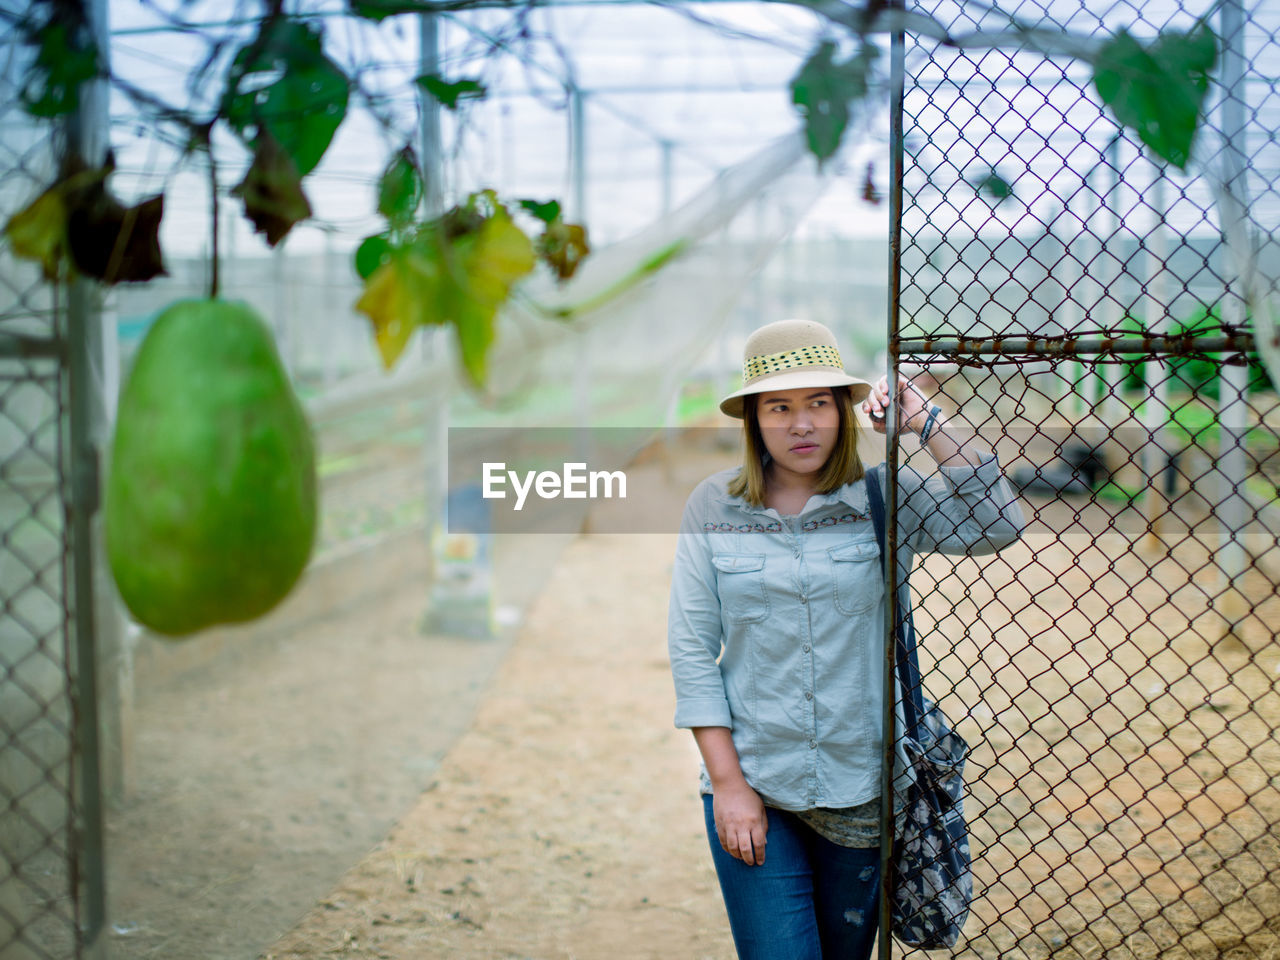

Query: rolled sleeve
[900,452,1026,556]
[667,485,733,730]
[673,697,733,729]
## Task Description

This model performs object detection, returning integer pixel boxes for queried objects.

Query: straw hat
[719,319,872,418]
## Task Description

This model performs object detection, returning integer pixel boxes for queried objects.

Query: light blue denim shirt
[667,454,1025,812]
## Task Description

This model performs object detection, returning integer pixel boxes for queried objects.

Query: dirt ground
[259,534,736,960]
[103,525,575,958]
[104,439,739,960]
[105,428,1280,960]
[255,456,745,960]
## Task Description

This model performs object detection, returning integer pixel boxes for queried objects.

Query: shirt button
[805,691,813,701]
[802,644,811,653]
[808,740,817,749]
[800,596,808,605]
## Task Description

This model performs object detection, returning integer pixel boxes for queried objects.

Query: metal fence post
[64,0,111,949]
[1215,0,1252,646]
[879,5,907,957]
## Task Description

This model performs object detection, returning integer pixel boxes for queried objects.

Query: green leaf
[377,148,422,226]
[21,21,102,118]
[1093,21,1217,170]
[519,199,562,225]
[347,0,425,20]
[973,168,1014,201]
[790,41,878,164]
[223,19,350,177]
[791,42,845,163]
[354,234,392,280]
[414,74,487,110]
[355,247,443,369]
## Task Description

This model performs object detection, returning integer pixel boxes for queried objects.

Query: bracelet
[918,404,942,442]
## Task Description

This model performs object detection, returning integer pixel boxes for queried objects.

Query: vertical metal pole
[1142,167,1171,551]
[1100,134,1124,425]
[1049,203,1078,405]
[569,86,592,462]
[1216,0,1250,644]
[67,272,108,960]
[419,15,444,219]
[569,86,587,223]
[273,243,290,374]
[500,102,514,187]
[324,230,339,389]
[1066,165,1102,419]
[780,227,796,322]
[419,11,450,572]
[880,9,907,959]
[65,0,110,949]
[1078,161,1102,415]
[659,138,674,216]
[657,139,677,468]
[753,197,767,331]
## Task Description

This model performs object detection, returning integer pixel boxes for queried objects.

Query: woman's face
[755,388,841,483]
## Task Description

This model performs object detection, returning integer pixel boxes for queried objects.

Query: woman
[667,318,1023,959]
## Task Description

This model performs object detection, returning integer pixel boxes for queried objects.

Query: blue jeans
[703,794,881,960]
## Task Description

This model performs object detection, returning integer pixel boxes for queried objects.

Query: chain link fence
[1,9,107,959]
[0,318,80,960]
[890,0,1280,957]
[0,137,82,960]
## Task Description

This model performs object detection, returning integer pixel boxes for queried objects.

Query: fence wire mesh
[1,30,90,960]
[892,0,1280,958]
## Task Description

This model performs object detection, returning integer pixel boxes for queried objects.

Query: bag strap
[865,465,926,741]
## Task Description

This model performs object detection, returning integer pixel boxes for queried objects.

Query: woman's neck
[764,463,818,515]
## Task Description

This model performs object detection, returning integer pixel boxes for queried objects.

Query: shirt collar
[712,470,870,517]
[823,479,870,515]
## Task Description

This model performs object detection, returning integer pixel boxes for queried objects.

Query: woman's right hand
[713,780,768,866]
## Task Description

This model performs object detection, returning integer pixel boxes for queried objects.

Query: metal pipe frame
[0,334,65,360]
[894,334,1257,358]
[879,3,907,957]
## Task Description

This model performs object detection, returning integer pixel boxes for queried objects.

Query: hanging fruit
[104,299,317,637]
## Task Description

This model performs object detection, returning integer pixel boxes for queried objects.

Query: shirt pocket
[712,553,769,624]
[827,540,883,616]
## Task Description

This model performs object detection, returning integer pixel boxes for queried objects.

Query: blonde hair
[727,385,865,507]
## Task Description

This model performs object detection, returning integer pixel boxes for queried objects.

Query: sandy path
[260,451,737,960]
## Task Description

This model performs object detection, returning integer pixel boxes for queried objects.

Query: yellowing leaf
[4,164,162,283]
[470,210,535,301]
[354,249,441,368]
[450,210,534,386]
[357,192,538,385]
[5,185,69,280]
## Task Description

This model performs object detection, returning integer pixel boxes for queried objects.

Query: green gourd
[105,299,317,636]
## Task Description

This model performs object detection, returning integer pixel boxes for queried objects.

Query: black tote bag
[866,466,972,949]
